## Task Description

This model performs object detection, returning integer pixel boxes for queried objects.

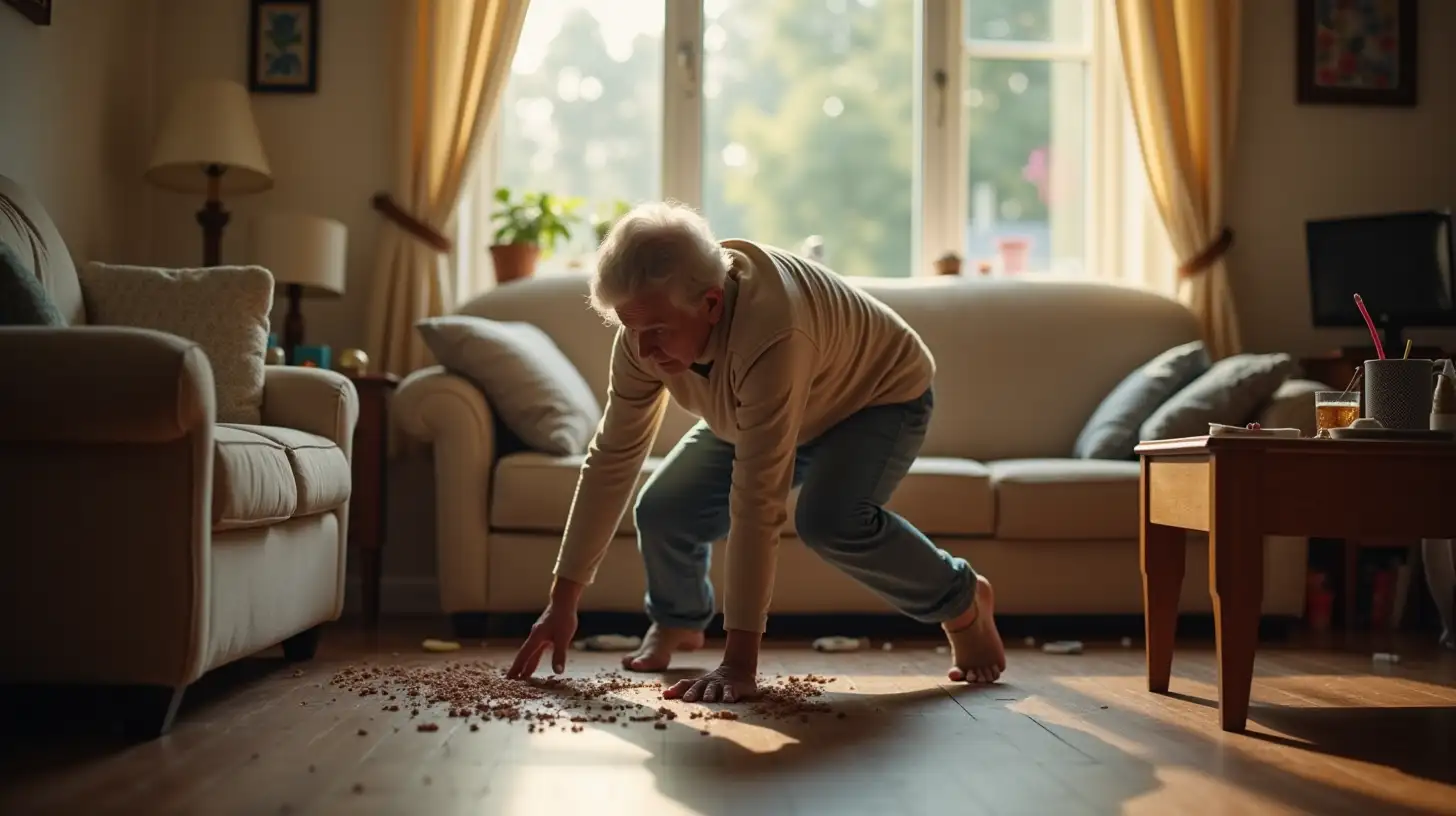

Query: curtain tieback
[1178,227,1234,279]
[371,193,452,253]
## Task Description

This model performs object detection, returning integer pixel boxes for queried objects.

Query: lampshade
[146,79,274,195]
[248,213,347,296]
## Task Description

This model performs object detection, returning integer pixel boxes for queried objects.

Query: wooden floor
[2,622,1454,816]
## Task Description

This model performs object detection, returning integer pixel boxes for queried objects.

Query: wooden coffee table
[1134,434,1456,733]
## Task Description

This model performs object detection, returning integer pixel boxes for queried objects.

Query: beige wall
[1229,0,1456,355]
[146,0,397,353]
[0,0,158,266]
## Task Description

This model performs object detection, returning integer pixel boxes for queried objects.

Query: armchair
[0,174,358,738]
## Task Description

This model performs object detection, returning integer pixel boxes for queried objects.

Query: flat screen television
[1306,209,1456,352]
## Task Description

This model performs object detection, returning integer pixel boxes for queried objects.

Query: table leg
[1210,502,1264,733]
[362,546,382,631]
[1142,520,1186,693]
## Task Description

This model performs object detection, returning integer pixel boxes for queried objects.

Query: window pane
[964,58,1087,275]
[965,0,1086,45]
[701,0,918,278]
[494,0,664,269]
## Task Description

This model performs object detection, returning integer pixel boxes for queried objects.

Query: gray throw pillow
[1075,340,1210,459]
[1140,352,1299,442]
[416,315,602,456]
[0,240,66,326]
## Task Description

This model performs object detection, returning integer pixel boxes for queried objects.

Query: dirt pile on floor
[327,661,842,732]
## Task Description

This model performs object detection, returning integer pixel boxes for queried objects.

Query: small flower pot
[490,243,541,284]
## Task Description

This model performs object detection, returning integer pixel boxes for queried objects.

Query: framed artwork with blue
[1297,0,1417,107]
[248,0,320,94]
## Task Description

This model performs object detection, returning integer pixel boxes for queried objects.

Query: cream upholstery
[396,273,1324,621]
[0,174,358,733]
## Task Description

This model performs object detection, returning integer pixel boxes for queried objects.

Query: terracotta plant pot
[490,243,541,284]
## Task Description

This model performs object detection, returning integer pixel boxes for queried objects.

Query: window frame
[458,0,1136,299]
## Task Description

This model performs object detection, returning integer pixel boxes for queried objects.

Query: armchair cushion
[214,424,350,531]
[78,262,273,424]
[0,240,66,326]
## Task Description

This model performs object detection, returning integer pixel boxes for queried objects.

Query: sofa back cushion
[457,273,1201,459]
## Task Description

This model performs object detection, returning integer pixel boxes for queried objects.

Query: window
[458,0,1145,297]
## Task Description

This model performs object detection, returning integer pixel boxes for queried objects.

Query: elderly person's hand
[663,663,758,703]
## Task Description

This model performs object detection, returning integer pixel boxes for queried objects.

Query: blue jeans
[633,388,977,631]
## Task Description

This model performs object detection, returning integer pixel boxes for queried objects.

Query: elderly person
[506,202,1005,701]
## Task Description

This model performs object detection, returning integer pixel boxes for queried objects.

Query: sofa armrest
[0,326,216,687]
[262,365,360,456]
[1257,378,1330,437]
[0,326,215,442]
[394,366,496,612]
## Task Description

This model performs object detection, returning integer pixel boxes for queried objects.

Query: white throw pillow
[416,315,603,455]
[78,262,273,424]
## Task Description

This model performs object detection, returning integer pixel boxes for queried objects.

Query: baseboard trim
[342,575,441,617]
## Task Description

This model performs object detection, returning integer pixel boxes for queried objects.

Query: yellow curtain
[1115,0,1242,359]
[366,0,530,377]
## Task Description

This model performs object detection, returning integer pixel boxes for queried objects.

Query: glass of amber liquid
[1314,391,1361,436]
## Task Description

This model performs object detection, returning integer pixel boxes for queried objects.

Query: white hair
[588,201,729,323]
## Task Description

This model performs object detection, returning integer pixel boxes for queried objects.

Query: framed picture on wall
[248,0,320,94]
[3,0,52,25]
[1296,0,1417,107]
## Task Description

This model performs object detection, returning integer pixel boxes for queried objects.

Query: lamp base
[196,164,230,267]
[283,283,306,364]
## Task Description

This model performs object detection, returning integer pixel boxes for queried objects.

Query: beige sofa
[0,175,358,738]
[395,273,1320,629]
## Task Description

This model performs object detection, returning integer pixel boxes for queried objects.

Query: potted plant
[489,187,582,284]
[591,199,632,245]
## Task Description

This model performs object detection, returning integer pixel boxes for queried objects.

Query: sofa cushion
[214,424,349,531]
[491,454,995,538]
[78,263,273,424]
[416,315,602,456]
[1074,340,1210,460]
[1139,352,1298,442]
[989,459,1139,540]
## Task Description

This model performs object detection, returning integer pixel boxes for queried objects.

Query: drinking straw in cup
[1353,293,1386,359]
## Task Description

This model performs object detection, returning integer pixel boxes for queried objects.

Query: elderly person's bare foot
[621,624,705,672]
[942,576,1006,683]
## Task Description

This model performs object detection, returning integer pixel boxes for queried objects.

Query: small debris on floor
[1042,640,1083,655]
[416,722,439,732]
[291,669,305,678]
[572,634,643,651]
[1120,637,1134,648]
[1373,652,1401,663]
[351,783,363,794]
[934,645,950,655]
[881,642,894,651]
[1023,637,1037,647]
[811,636,866,653]
[421,639,461,653]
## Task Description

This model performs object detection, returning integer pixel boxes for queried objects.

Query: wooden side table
[348,373,399,629]
[1135,434,1456,732]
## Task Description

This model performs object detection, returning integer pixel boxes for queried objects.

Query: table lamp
[146,79,273,267]
[248,213,347,364]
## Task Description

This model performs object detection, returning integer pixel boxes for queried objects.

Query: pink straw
[1353,294,1386,359]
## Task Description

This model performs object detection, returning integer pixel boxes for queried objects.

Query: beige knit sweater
[552,239,935,633]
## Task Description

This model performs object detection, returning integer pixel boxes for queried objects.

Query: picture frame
[248,0,320,95]
[1296,0,1417,107]
[3,0,51,26]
